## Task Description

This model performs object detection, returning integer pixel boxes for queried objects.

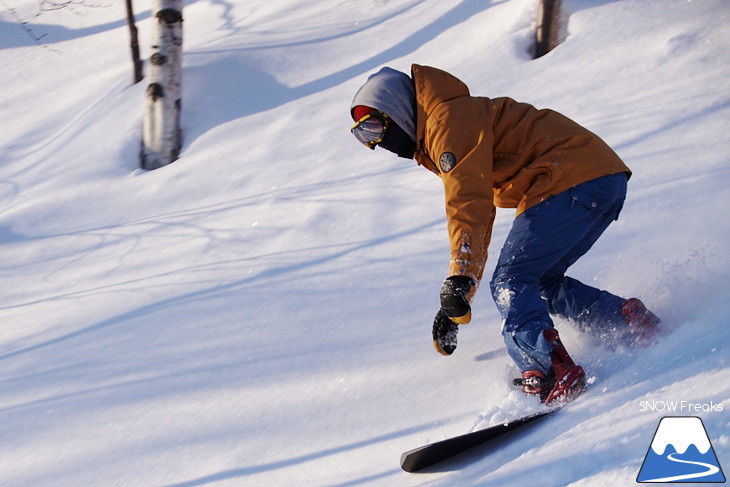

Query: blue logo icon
[637,416,726,483]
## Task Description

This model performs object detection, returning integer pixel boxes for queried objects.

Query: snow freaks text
[639,401,724,413]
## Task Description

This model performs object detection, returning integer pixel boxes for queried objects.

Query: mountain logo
[637,416,726,483]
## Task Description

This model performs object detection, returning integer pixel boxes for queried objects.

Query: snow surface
[0,0,728,486]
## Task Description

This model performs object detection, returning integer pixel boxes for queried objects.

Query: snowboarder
[349,65,662,404]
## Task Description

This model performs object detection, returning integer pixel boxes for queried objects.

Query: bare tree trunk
[534,0,562,58]
[141,0,183,170]
[125,0,143,84]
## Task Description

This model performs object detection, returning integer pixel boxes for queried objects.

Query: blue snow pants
[490,173,629,374]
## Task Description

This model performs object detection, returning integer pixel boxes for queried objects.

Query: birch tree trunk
[125,0,143,84]
[141,0,183,170]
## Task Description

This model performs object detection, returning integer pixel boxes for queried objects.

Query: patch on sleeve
[438,152,457,173]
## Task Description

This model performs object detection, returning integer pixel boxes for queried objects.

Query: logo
[438,152,457,173]
[639,401,724,413]
[637,416,726,483]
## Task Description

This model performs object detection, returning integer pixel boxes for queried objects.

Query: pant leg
[539,174,628,331]
[491,173,628,373]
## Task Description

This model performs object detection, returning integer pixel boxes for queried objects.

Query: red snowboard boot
[622,298,662,345]
[514,329,586,405]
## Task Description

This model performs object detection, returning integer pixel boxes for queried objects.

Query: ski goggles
[351,110,389,150]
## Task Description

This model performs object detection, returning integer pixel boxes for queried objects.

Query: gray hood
[350,67,416,142]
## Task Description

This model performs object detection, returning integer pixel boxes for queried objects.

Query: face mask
[378,120,416,159]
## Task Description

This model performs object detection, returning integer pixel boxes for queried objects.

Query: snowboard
[400,410,554,472]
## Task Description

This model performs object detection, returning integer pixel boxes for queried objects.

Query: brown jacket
[411,64,630,283]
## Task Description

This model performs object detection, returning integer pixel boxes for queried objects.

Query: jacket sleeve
[425,106,496,286]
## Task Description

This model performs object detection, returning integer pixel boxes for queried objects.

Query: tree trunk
[534,0,562,58]
[125,0,143,84]
[141,0,183,170]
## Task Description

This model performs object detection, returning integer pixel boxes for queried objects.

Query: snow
[0,0,728,486]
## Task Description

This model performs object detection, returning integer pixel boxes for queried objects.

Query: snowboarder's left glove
[433,309,459,355]
[439,275,475,324]
[432,276,476,356]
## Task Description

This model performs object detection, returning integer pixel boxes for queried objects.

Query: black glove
[439,275,475,324]
[433,309,458,355]
[432,276,476,355]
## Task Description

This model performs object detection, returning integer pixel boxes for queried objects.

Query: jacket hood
[411,64,470,142]
[350,67,416,142]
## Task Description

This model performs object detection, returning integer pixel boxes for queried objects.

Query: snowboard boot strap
[513,370,552,403]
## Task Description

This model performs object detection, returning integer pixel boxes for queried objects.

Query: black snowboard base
[400,410,554,472]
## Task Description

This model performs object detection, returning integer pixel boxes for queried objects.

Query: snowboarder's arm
[427,112,495,291]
